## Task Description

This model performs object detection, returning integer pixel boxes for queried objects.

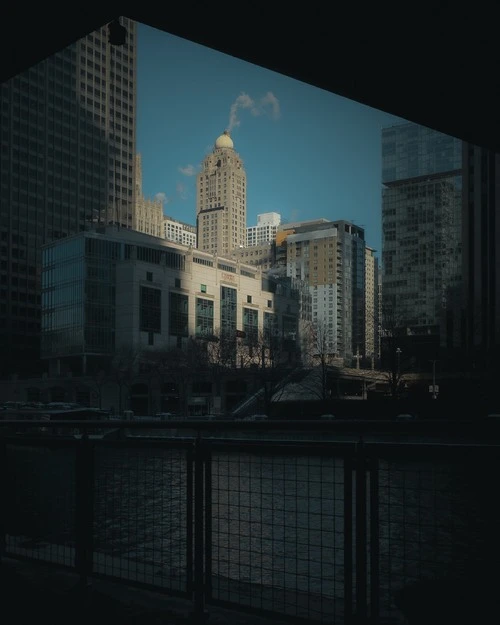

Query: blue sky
[136,22,407,256]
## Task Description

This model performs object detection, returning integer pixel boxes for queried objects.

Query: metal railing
[1,419,500,624]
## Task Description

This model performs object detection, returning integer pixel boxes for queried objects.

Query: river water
[6,434,499,623]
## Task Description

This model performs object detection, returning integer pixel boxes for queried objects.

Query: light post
[396,347,402,376]
[429,359,438,399]
[354,347,361,369]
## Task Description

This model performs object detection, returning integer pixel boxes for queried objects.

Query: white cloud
[176,182,189,201]
[228,91,281,131]
[154,192,168,204]
[178,164,197,176]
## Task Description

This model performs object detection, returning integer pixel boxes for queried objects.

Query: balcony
[1,418,499,624]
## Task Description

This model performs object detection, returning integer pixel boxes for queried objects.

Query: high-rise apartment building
[246,212,281,247]
[285,220,366,361]
[381,122,462,366]
[231,242,275,272]
[134,154,163,237]
[196,130,247,256]
[0,17,137,375]
[365,246,379,365]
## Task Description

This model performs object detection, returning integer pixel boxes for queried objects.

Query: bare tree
[87,366,110,410]
[142,338,212,417]
[276,318,345,406]
[380,303,408,398]
[235,327,301,415]
[109,346,141,415]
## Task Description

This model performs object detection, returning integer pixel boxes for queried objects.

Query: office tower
[246,212,281,246]
[0,17,137,376]
[134,154,163,237]
[196,130,247,256]
[462,144,500,367]
[285,220,366,362]
[381,122,462,367]
[365,246,379,365]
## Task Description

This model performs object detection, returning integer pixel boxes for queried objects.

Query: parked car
[396,413,417,421]
[320,414,336,420]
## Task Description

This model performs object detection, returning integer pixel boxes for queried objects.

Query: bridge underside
[2,9,498,154]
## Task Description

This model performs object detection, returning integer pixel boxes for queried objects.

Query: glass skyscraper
[0,17,137,375]
[381,122,463,364]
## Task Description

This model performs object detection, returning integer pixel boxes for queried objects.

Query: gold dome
[215,130,234,149]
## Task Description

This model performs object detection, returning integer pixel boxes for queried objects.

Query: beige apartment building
[365,246,379,365]
[196,131,247,256]
[230,242,275,272]
[281,220,367,362]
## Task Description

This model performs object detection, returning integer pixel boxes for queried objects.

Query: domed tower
[196,130,247,256]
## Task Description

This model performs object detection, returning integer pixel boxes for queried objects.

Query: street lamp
[396,347,402,376]
[429,359,438,399]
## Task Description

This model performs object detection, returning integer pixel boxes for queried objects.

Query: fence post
[344,453,353,622]
[204,444,212,602]
[0,436,6,563]
[191,432,208,623]
[369,455,380,623]
[74,429,94,591]
[355,434,368,622]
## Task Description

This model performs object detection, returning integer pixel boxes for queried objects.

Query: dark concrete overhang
[2,7,498,153]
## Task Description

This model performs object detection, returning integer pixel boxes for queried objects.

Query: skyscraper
[462,144,500,367]
[0,17,137,375]
[381,122,462,367]
[196,130,247,256]
[365,246,379,366]
[285,219,366,362]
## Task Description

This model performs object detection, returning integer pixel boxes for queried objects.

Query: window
[175,278,181,288]
[247,295,252,303]
[148,331,154,346]
[267,300,272,308]
[196,298,214,337]
[146,271,153,282]
[169,292,188,336]
[201,284,207,293]
[139,286,161,333]
[243,307,258,347]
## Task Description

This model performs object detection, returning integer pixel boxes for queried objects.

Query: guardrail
[1,419,499,624]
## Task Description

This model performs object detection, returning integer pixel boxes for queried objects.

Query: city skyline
[136,22,407,254]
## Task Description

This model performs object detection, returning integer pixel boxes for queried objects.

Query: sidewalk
[0,557,293,625]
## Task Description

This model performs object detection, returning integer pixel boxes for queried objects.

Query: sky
[136,22,407,256]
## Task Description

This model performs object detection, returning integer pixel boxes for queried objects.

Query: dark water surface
[6,435,500,622]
